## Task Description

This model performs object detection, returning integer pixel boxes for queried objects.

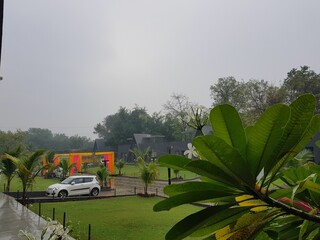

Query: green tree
[1,147,23,192]
[283,66,320,111]
[163,93,192,141]
[0,130,27,154]
[4,149,46,204]
[94,106,153,146]
[210,76,247,112]
[154,94,320,240]
[115,159,126,175]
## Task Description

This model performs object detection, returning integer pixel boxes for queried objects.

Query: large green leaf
[165,205,250,240]
[163,181,238,197]
[193,135,255,187]
[154,191,236,211]
[278,94,316,157]
[210,104,246,157]
[246,103,290,179]
[157,155,192,170]
[270,114,320,183]
[185,160,240,187]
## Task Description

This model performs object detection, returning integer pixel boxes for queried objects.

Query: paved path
[0,192,55,240]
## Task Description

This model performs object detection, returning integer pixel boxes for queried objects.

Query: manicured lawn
[30,196,202,240]
[88,164,198,180]
[0,176,60,192]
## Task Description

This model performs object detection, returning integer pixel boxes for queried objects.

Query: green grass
[88,164,198,180]
[30,196,202,240]
[0,176,59,192]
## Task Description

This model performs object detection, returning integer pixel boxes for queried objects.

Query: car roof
[68,175,95,178]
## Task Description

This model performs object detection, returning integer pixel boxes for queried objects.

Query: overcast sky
[0,0,319,140]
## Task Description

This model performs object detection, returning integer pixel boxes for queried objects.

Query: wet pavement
[0,192,50,240]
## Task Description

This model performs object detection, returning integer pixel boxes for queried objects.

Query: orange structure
[53,152,114,176]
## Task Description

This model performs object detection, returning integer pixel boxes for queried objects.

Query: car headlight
[52,187,59,191]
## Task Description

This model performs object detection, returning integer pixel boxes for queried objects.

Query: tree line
[0,128,93,155]
[95,66,320,146]
[1,66,319,150]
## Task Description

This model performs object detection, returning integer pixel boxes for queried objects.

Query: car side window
[84,177,93,183]
[74,178,84,184]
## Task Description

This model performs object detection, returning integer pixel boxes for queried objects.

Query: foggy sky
[0,0,319,139]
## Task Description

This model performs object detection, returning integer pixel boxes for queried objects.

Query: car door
[69,177,85,196]
[83,177,94,195]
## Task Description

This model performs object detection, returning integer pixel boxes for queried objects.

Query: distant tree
[283,66,320,112]
[1,147,23,191]
[0,130,27,154]
[163,93,191,140]
[94,106,151,146]
[27,128,54,151]
[211,77,286,126]
[210,77,247,112]
[26,128,93,152]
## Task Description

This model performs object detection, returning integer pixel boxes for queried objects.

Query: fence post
[53,208,55,220]
[88,224,91,240]
[63,212,66,230]
[38,202,41,217]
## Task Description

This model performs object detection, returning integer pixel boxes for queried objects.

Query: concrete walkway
[0,192,49,239]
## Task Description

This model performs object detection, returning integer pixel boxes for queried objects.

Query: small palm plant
[137,159,158,196]
[96,165,109,188]
[59,159,75,180]
[115,159,126,175]
[1,146,23,192]
[43,151,56,178]
[4,149,46,205]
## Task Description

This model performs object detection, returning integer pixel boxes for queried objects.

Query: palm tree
[59,159,75,180]
[115,159,126,175]
[137,159,158,195]
[129,147,150,162]
[1,146,23,192]
[43,151,57,178]
[4,149,45,204]
[96,165,109,188]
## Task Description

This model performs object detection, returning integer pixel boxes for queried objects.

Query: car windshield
[60,177,75,184]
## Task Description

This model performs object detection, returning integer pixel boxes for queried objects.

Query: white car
[46,175,101,198]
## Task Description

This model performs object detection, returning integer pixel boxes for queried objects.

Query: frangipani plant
[154,94,320,240]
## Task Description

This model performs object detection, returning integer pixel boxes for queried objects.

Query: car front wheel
[58,190,68,198]
[91,188,99,196]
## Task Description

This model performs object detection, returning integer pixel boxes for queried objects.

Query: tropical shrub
[154,94,320,240]
[115,159,126,175]
[96,164,109,188]
[4,149,46,204]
